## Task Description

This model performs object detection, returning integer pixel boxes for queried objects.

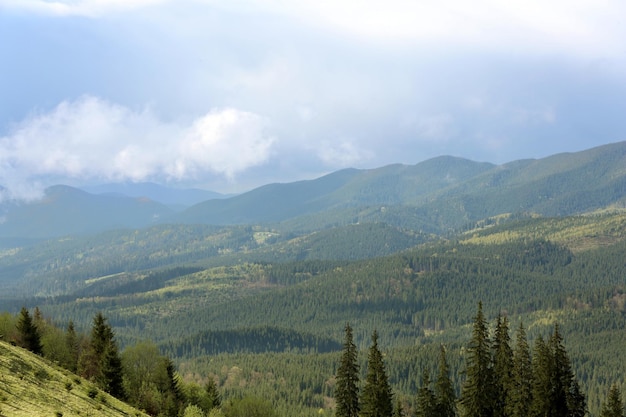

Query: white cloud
[176,109,274,179]
[0,96,274,201]
[202,0,626,60]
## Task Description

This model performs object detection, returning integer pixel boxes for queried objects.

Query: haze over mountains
[1,141,624,241]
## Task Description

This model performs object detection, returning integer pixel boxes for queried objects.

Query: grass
[0,341,147,417]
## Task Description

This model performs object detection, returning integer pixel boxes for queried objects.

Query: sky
[1,0,626,200]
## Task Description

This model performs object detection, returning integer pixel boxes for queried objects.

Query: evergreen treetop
[336,323,360,417]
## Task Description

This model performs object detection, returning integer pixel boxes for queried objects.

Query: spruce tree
[101,339,125,399]
[435,345,457,417]
[460,302,494,417]
[65,320,80,372]
[506,322,532,417]
[157,356,185,416]
[204,377,222,411]
[492,315,513,417]
[549,325,586,417]
[548,325,570,416]
[415,370,437,417]
[530,336,551,417]
[530,325,586,417]
[15,307,42,355]
[360,330,393,417]
[336,323,360,417]
[600,384,625,417]
[80,312,125,399]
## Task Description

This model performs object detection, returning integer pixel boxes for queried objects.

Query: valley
[1,142,626,416]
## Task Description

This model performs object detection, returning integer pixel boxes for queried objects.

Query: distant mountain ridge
[176,141,626,229]
[82,181,229,209]
[1,141,625,240]
[0,185,173,239]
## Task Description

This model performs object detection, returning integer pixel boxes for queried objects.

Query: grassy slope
[0,341,147,417]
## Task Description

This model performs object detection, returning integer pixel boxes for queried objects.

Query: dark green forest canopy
[1,211,626,416]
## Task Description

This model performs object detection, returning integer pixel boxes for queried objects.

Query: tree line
[334,303,625,417]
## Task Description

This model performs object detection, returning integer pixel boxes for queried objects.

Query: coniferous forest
[2,145,626,416]
[3,300,624,417]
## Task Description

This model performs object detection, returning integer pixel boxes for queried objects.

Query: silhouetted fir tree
[549,325,586,417]
[549,325,570,417]
[600,384,625,417]
[460,302,494,417]
[435,345,457,417]
[549,324,587,417]
[15,307,42,355]
[360,330,393,417]
[506,322,532,417]
[567,380,586,417]
[336,323,360,417]
[415,370,437,417]
[492,315,513,417]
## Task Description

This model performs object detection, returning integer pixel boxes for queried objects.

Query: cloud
[0,0,165,17]
[316,140,374,167]
[0,96,274,201]
[204,0,626,59]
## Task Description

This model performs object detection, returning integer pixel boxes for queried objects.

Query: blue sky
[1,0,625,199]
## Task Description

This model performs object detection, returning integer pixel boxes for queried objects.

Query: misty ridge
[0,140,624,241]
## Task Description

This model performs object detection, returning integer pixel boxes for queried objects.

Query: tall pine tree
[360,330,393,417]
[492,315,513,417]
[336,323,360,417]
[530,325,586,417]
[435,345,457,417]
[549,325,586,417]
[530,335,552,417]
[415,370,437,417]
[506,322,532,417]
[65,320,80,372]
[460,302,494,417]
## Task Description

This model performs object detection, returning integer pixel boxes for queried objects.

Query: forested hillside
[1,143,626,417]
[1,211,625,416]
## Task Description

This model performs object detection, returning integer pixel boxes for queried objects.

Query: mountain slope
[82,181,228,209]
[0,185,174,240]
[177,141,626,230]
[0,341,147,417]
[1,142,625,239]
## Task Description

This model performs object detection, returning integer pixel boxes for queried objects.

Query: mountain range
[0,141,624,241]
[2,142,626,417]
